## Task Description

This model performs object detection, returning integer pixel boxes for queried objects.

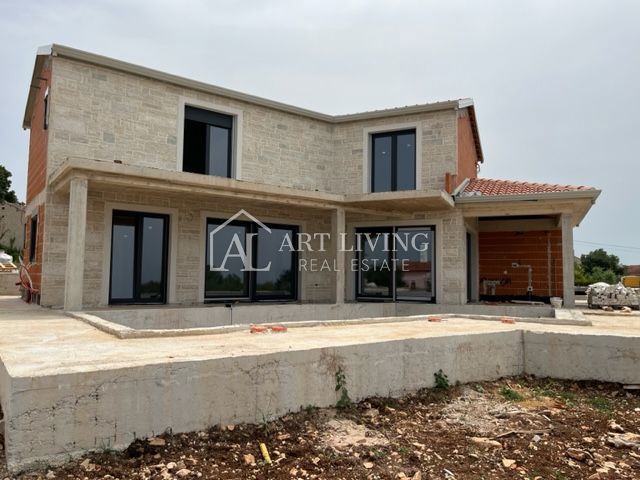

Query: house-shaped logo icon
[209,209,272,272]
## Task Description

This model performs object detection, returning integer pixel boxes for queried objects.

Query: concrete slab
[0,296,639,471]
[83,302,556,331]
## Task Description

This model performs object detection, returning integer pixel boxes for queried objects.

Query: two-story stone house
[21,45,599,313]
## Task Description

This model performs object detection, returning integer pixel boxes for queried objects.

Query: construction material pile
[587,282,640,310]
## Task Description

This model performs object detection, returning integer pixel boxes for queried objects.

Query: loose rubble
[587,282,640,309]
[0,377,638,479]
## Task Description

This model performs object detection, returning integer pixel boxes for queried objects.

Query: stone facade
[31,53,473,309]
[48,57,460,195]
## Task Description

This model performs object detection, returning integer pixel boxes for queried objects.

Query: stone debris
[468,437,502,449]
[2,377,638,480]
[609,420,625,433]
[587,282,640,309]
[147,437,166,447]
[606,432,640,449]
[566,447,588,461]
[321,418,389,450]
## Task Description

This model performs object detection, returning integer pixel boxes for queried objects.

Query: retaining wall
[3,330,522,471]
[2,327,639,471]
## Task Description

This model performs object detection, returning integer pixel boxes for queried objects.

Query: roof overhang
[458,99,484,163]
[456,189,601,227]
[23,44,473,131]
[49,158,454,215]
[22,45,53,129]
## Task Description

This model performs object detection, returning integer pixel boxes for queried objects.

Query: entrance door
[109,210,169,304]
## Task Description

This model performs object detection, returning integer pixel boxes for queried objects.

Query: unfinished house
[21,45,599,322]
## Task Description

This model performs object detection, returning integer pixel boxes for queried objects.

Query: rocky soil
[1,376,639,479]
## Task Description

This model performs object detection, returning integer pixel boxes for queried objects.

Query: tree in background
[0,165,19,203]
[575,248,623,285]
[580,248,623,276]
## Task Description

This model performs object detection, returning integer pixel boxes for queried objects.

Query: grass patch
[557,391,578,407]
[500,387,524,402]
[589,396,613,414]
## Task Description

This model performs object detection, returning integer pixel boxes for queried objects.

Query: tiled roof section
[461,178,595,197]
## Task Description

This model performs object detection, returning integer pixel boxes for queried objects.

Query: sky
[0,0,639,263]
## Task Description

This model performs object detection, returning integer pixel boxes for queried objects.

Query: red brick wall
[26,67,50,203]
[479,230,563,297]
[457,110,478,182]
[22,205,45,294]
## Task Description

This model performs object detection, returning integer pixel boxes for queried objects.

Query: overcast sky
[1,0,638,263]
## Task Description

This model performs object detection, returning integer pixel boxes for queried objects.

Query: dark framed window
[205,219,298,302]
[183,106,233,178]
[371,129,416,192]
[356,225,435,302]
[29,216,38,262]
[109,210,169,304]
[43,88,50,130]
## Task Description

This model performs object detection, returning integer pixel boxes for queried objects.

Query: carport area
[457,179,601,307]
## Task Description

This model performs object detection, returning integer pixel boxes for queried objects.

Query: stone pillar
[334,207,346,304]
[64,176,88,311]
[560,213,575,308]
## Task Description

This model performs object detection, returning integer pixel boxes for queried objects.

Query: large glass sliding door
[356,228,393,299]
[110,211,169,304]
[255,225,297,300]
[205,219,298,302]
[356,225,435,302]
[394,227,434,301]
[205,221,250,299]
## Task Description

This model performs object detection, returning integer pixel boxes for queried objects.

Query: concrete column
[560,213,575,308]
[334,207,346,304]
[64,176,88,311]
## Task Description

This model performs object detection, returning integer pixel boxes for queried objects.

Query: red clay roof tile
[461,178,594,197]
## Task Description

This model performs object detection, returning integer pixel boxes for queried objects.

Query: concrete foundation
[85,302,555,331]
[0,297,638,472]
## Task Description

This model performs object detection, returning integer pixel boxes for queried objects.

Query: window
[356,225,435,302]
[29,216,38,262]
[205,219,298,301]
[183,106,233,177]
[371,129,416,192]
[43,87,49,130]
[109,211,169,304]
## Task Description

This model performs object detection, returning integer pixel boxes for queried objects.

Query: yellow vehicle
[622,276,640,288]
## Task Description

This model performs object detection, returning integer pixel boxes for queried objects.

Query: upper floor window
[183,106,233,178]
[43,87,50,130]
[371,129,416,192]
[29,215,38,262]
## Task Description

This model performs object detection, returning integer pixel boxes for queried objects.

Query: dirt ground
[2,376,639,480]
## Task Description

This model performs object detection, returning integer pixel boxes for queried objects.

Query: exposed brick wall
[456,109,478,184]
[26,67,50,203]
[479,230,563,297]
[22,205,45,295]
